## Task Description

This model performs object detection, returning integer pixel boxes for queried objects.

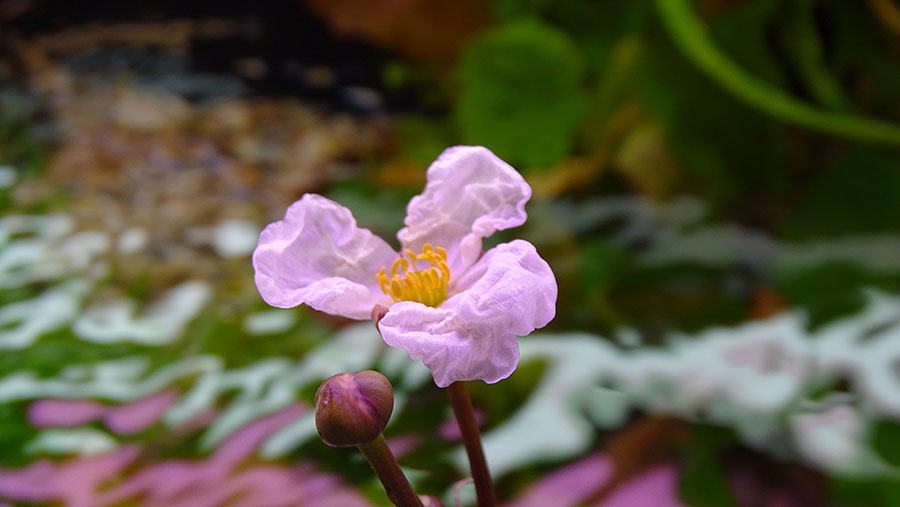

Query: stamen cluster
[377,244,450,307]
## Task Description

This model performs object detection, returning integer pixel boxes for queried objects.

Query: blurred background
[2,0,900,505]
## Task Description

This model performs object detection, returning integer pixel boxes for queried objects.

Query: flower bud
[314,370,394,447]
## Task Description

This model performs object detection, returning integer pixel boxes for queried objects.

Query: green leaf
[456,19,588,169]
[678,425,738,507]
[831,476,900,507]
[821,0,900,122]
[580,239,632,293]
[0,403,37,467]
[494,0,651,74]
[773,262,883,328]
[872,420,900,468]
[785,148,900,239]
[638,1,791,211]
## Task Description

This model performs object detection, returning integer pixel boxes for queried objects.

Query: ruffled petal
[252,194,397,320]
[378,302,521,388]
[451,239,557,335]
[378,239,556,387]
[398,146,531,276]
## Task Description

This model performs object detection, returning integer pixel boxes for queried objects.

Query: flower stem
[446,381,496,507]
[655,0,900,146]
[357,434,424,507]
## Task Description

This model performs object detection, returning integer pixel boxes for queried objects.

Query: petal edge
[252,194,396,320]
[398,146,532,275]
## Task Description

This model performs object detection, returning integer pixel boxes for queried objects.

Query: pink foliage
[438,408,485,441]
[0,404,371,507]
[27,399,107,428]
[104,389,179,435]
[508,453,683,507]
[27,390,178,435]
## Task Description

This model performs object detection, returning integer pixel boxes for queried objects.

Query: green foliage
[467,358,548,426]
[0,403,37,467]
[774,262,900,327]
[679,424,738,507]
[609,265,747,338]
[822,0,900,121]
[579,239,632,293]
[831,477,900,507]
[0,95,46,178]
[786,148,900,238]
[7,0,900,502]
[393,116,456,168]
[326,182,416,246]
[779,0,851,111]
[493,0,650,73]
[638,1,790,210]
[0,326,156,380]
[871,420,900,468]
[709,0,784,86]
[493,0,552,19]
[0,95,46,210]
[456,19,588,169]
[187,306,327,369]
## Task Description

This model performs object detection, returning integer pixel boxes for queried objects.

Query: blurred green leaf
[831,476,900,507]
[494,0,650,74]
[467,358,548,426]
[456,19,588,169]
[822,0,900,122]
[709,0,784,86]
[580,239,632,293]
[0,403,36,467]
[325,182,415,244]
[780,0,851,111]
[493,0,552,19]
[872,420,900,468]
[639,1,790,211]
[679,424,738,507]
[393,116,456,167]
[611,265,747,337]
[656,0,900,147]
[786,148,900,238]
[774,261,900,327]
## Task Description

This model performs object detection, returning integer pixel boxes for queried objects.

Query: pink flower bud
[314,370,394,447]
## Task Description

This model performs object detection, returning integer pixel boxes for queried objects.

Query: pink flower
[252,146,557,387]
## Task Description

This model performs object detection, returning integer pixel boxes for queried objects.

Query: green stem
[789,0,850,110]
[447,381,496,507]
[655,0,900,146]
[357,434,424,507]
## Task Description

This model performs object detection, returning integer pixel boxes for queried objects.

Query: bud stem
[446,381,496,507]
[357,434,425,507]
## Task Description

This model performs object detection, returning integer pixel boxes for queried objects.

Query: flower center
[377,244,450,307]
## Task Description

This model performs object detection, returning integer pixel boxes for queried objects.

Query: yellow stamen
[376,243,450,307]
